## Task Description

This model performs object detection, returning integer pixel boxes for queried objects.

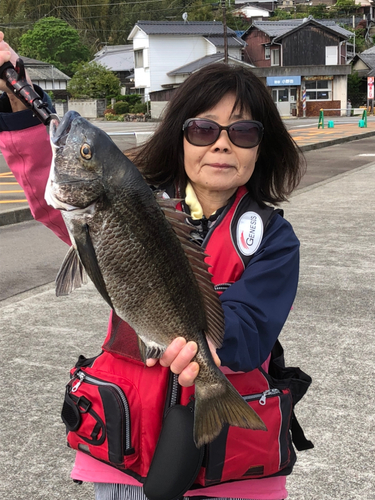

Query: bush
[129,102,148,114]
[114,101,130,114]
[111,94,142,105]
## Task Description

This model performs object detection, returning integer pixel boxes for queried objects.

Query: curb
[0,206,33,227]
[298,129,375,152]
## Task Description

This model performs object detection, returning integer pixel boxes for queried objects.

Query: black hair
[133,63,305,205]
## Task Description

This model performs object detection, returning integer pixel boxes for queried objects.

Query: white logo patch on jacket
[236,211,264,256]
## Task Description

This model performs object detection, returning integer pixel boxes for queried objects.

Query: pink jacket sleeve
[0,123,70,245]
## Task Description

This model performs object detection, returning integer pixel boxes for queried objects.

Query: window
[134,50,144,69]
[271,49,280,66]
[305,80,332,100]
[265,46,270,60]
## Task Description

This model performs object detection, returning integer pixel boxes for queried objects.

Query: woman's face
[183,93,259,203]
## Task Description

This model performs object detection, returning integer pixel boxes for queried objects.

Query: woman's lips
[207,163,233,169]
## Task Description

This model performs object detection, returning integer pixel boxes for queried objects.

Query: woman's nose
[211,130,232,151]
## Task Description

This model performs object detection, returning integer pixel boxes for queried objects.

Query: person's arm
[0,32,70,244]
[218,214,300,372]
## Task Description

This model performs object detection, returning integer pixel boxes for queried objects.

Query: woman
[0,32,306,500]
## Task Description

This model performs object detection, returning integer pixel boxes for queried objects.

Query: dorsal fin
[156,194,225,349]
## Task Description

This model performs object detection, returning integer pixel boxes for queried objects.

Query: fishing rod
[0,58,56,125]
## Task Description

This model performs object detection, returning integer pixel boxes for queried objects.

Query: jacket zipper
[244,388,281,406]
[71,371,132,451]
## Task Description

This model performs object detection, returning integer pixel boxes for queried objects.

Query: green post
[318,109,324,129]
[362,109,367,128]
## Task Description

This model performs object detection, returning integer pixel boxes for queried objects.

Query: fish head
[45,110,113,212]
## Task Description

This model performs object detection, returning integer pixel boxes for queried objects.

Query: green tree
[347,71,366,107]
[67,61,121,98]
[333,0,357,15]
[18,17,91,76]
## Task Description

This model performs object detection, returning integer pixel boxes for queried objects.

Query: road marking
[0,190,24,193]
[0,199,27,203]
[358,154,375,156]
[0,182,19,185]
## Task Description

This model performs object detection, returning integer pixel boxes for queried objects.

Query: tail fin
[194,376,267,448]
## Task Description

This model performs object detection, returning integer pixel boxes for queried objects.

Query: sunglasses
[182,118,264,149]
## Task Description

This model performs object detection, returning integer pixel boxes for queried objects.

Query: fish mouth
[50,110,81,147]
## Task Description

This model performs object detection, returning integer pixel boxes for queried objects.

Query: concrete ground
[0,122,374,499]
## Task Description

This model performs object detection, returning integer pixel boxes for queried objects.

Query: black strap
[291,411,314,451]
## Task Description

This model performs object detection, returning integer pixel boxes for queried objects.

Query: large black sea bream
[45,111,266,447]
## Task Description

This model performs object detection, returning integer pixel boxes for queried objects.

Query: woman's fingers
[207,339,221,367]
[146,336,221,387]
[146,337,199,387]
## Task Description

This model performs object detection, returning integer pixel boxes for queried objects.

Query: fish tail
[193,375,267,448]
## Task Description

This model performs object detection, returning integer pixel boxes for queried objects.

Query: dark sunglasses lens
[186,120,220,146]
[229,122,261,148]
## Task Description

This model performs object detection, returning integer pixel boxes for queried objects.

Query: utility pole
[222,0,228,64]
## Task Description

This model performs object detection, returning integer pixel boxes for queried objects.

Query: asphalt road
[1,134,375,302]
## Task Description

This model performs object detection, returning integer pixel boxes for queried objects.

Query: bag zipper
[71,370,132,451]
[243,388,281,406]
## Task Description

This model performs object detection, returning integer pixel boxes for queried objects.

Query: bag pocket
[62,370,135,466]
[196,387,295,486]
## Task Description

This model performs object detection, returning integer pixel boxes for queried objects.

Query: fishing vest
[62,186,312,492]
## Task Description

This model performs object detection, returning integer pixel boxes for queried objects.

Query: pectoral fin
[56,246,88,296]
[56,221,114,310]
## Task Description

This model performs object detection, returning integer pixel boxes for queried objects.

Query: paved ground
[0,120,374,499]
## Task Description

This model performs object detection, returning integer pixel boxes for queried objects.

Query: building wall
[243,29,271,67]
[133,30,150,94]
[34,80,67,90]
[297,100,341,116]
[282,26,341,66]
[147,35,208,98]
[333,74,348,114]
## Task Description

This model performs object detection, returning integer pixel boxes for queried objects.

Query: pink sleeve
[0,124,70,245]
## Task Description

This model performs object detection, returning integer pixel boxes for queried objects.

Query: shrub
[114,101,130,114]
[129,102,148,114]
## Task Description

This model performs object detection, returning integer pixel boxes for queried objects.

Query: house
[232,4,271,22]
[22,57,70,100]
[150,53,255,119]
[234,0,278,13]
[93,45,134,94]
[242,18,353,116]
[127,21,246,101]
[352,45,375,77]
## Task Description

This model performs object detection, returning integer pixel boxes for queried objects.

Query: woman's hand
[146,337,221,387]
[0,31,30,111]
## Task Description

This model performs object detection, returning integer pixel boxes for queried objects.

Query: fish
[45,110,267,447]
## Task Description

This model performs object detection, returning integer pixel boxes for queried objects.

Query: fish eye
[80,143,92,160]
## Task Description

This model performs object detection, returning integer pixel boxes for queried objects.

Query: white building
[127,21,247,101]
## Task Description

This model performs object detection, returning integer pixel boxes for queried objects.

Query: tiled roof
[361,45,375,55]
[20,56,70,80]
[133,21,237,36]
[204,36,246,47]
[94,45,134,72]
[357,53,375,70]
[167,53,252,76]
[247,19,352,39]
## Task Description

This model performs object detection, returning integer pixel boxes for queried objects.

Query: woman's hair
[133,63,305,205]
